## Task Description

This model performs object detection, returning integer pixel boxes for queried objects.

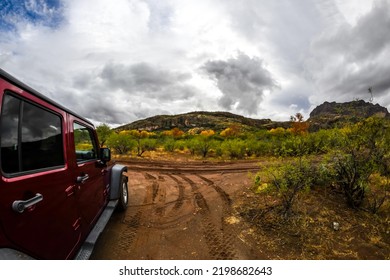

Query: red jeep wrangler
[0,68,128,259]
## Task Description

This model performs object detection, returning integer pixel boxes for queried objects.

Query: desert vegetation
[98,113,389,215]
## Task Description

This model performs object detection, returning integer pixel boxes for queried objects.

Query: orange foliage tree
[290,113,309,135]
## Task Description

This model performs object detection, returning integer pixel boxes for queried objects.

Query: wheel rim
[122,182,128,205]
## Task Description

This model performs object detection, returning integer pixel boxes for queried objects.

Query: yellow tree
[220,125,241,137]
[200,129,215,137]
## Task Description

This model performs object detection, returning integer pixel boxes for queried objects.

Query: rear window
[1,93,64,175]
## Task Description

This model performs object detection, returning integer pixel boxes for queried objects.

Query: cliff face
[308,100,390,131]
[310,100,390,119]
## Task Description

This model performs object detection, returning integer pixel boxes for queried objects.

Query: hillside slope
[115,111,289,132]
[115,101,390,132]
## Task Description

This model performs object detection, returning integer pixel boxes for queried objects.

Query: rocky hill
[115,111,289,132]
[308,100,390,131]
[115,101,390,132]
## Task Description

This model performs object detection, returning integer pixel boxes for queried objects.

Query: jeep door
[69,118,106,235]
[0,91,81,259]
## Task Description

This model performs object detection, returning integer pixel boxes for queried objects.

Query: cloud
[306,0,390,104]
[53,62,202,125]
[100,62,196,100]
[224,0,324,72]
[1,0,389,126]
[0,0,64,31]
[201,53,278,115]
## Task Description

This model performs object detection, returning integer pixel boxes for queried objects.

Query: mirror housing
[100,148,111,163]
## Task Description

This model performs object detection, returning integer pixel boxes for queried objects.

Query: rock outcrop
[308,100,390,131]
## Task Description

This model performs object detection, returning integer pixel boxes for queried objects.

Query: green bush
[137,138,157,156]
[222,139,246,159]
[163,138,176,152]
[106,133,136,155]
[257,157,314,217]
[185,136,217,158]
[327,117,390,210]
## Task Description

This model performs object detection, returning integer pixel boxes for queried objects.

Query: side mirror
[100,148,111,162]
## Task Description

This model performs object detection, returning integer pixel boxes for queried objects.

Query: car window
[1,93,64,175]
[73,122,98,162]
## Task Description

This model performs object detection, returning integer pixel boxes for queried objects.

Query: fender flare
[109,164,128,201]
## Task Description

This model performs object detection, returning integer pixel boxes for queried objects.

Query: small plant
[332,151,370,208]
[365,173,389,214]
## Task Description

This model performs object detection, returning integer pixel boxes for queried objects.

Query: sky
[1,0,389,127]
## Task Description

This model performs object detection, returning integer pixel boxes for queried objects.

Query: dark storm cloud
[58,62,201,124]
[53,86,131,125]
[201,53,278,115]
[100,62,194,100]
[307,1,390,101]
[328,64,390,100]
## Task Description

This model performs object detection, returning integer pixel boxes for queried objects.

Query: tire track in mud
[92,163,253,259]
[115,172,161,256]
[138,172,193,228]
[116,210,142,257]
[177,174,237,260]
[118,160,260,174]
[151,173,182,220]
[194,174,245,258]
[166,174,186,211]
[195,174,232,209]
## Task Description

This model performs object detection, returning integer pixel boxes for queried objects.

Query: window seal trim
[73,121,99,164]
[2,164,66,179]
[1,91,66,177]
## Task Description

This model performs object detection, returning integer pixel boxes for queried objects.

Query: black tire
[116,175,128,212]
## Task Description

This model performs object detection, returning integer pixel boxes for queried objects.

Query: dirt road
[91,159,262,260]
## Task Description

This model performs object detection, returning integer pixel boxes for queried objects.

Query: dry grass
[237,184,390,260]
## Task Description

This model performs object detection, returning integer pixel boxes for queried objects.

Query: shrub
[256,157,314,217]
[163,138,176,152]
[274,136,308,157]
[186,136,216,158]
[137,138,157,156]
[106,133,136,155]
[328,117,390,210]
[332,151,370,208]
[221,139,246,159]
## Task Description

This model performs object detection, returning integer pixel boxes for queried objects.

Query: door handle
[12,193,43,214]
[76,174,89,184]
